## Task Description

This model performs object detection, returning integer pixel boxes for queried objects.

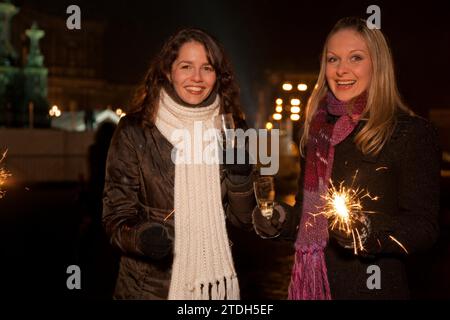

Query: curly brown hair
[129,28,245,125]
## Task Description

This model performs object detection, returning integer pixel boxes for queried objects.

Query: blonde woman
[254,17,440,299]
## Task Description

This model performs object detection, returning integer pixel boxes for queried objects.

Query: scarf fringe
[288,245,331,300]
[191,276,240,300]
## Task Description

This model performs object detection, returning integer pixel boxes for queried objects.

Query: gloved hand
[222,147,253,177]
[137,223,173,259]
[328,214,375,254]
[252,204,286,239]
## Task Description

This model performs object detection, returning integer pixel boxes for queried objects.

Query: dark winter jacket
[102,114,256,299]
[281,111,441,299]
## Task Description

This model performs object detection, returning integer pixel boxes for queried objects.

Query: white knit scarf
[155,89,240,300]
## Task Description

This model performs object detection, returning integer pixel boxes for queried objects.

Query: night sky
[15,0,450,118]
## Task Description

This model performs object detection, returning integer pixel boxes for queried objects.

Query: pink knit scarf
[288,91,367,300]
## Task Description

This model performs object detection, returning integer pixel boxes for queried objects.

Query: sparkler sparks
[164,208,175,222]
[317,171,378,254]
[0,149,11,199]
[314,170,408,255]
[389,235,409,254]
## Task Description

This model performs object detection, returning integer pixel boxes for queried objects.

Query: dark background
[1,0,449,300]
[14,0,450,119]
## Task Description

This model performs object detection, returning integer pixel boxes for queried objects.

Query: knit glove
[137,223,173,259]
[252,204,287,239]
[223,147,253,177]
[328,214,380,256]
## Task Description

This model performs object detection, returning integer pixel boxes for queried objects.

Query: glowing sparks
[318,181,376,253]
[0,150,6,163]
[315,170,378,254]
[313,169,409,256]
[0,149,11,199]
[332,194,350,224]
[389,235,409,254]
[164,208,175,222]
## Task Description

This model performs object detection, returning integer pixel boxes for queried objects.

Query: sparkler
[0,149,11,199]
[315,170,409,255]
[316,170,378,254]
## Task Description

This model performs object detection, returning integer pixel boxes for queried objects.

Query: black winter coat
[281,112,441,299]
[102,114,255,299]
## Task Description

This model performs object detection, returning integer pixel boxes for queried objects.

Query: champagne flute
[254,176,275,219]
[214,113,235,149]
[214,113,235,165]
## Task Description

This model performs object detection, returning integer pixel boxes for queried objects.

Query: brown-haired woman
[254,17,441,299]
[103,28,255,300]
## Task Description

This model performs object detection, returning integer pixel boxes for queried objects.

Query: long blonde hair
[300,17,413,156]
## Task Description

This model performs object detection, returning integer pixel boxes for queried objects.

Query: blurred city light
[276,98,283,105]
[290,106,301,114]
[265,122,273,130]
[290,98,300,106]
[282,83,293,91]
[49,105,61,117]
[275,105,283,113]
[297,83,308,91]
[273,113,282,121]
[290,114,300,121]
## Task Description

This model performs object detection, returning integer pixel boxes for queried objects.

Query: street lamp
[282,83,293,91]
[273,113,282,121]
[290,106,301,114]
[116,108,126,118]
[290,98,300,106]
[49,105,61,117]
